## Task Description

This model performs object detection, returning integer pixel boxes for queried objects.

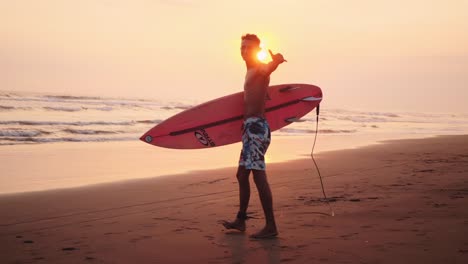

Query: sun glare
[257,43,269,62]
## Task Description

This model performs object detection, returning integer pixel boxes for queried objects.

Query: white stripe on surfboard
[302,96,322,101]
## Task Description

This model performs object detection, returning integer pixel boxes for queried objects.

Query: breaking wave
[279,128,357,134]
[0,120,162,126]
[0,129,51,137]
[0,136,135,144]
[62,129,120,135]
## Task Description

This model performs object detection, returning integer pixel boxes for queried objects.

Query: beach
[1,135,467,263]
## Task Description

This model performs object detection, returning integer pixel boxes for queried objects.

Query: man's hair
[241,34,260,46]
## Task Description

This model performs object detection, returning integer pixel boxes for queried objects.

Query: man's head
[241,34,261,63]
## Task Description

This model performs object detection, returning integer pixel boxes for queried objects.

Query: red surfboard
[140,83,322,149]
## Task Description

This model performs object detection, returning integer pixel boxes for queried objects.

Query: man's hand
[269,50,287,64]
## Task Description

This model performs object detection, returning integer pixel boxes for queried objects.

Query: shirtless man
[221,34,286,239]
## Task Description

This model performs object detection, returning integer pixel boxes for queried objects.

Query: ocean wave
[62,129,120,135]
[0,105,32,111]
[41,95,103,100]
[278,128,316,134]
[0,92,182,112]
[356,111,400,118]
[336,116,389,123]
[90,106,113,111]
[0,119,162,127]
[161,105,191,110]
[43,106,83,112]
[0,129,51,137]
[0,142,36,146]
[1,105,115,112]
[0,94,137,107]
[48,106,115,112]
[137,119,162,124]
[324,109,400,117]
[0,136,136,144]
[279,128,356,134]
[0,120,136,126]
[0,92,23,99]
[1,96,163,110]
[44,95,102,100]
[0,105,15,110]
[320,129,357,133]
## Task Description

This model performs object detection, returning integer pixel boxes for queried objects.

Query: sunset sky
[1,0,467,112]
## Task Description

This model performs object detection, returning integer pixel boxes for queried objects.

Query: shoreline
[0,133,458,195]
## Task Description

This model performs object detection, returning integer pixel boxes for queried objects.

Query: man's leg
[251,169,278,238]
[221,166,251,231]
[237,165,251,215]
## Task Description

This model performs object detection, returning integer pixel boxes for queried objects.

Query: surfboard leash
[311,104,335,216]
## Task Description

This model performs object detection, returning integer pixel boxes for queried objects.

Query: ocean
[1,91,468,146]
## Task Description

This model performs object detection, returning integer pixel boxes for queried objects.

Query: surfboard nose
[140,134,153,144]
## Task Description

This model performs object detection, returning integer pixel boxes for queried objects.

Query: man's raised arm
[260,50,287,76]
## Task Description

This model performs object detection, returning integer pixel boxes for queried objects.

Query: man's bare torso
[244,66,270,118]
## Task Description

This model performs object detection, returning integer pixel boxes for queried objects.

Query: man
[221,34,286,239]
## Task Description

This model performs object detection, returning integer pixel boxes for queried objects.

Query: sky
[1,0,468,113]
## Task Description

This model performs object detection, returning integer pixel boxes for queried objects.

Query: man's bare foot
[220,219,246,232]
[249,227,278,239]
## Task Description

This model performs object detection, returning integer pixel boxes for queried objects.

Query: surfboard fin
[279,86,300,92]
[301,96,322,101]
[285,117,306,123]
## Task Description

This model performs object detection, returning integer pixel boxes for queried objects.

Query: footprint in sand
[390,184,406,187]
[129,235,152,243]
[340,233,358,239]
[395,216,412,221]
[62,247,78,251]
[415,169,435,173]
[204,235,215,241]
[386,228,403,232]
[432,203,448,208]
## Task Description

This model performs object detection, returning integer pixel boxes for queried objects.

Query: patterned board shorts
[239,117,271,170]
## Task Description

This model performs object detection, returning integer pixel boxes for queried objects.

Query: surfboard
[140,83,322,149]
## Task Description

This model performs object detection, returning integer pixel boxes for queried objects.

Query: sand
[1,135,467,263]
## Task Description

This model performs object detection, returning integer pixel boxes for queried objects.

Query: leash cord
[311,104,335,216]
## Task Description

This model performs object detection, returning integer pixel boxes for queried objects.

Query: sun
[256,43,269,62]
